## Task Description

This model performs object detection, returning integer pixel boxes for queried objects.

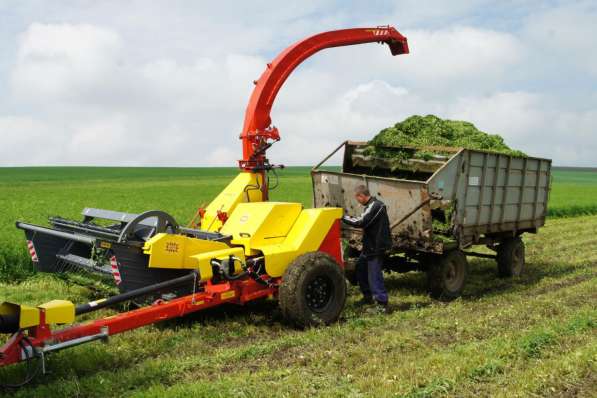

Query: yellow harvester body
[143,172,342,281]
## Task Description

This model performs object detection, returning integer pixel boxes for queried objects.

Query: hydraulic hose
[75,272,198,315]
[0,336,43,389]
[0,313,19,334]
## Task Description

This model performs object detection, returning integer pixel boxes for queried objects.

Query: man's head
[354,185,371,205]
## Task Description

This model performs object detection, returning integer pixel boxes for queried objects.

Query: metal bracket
[42,326,109,355]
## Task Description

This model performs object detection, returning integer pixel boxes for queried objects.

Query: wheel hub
[305,275,333,312]
[444,260,463,291]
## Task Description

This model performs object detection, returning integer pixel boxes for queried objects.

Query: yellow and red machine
[0,26,408,384]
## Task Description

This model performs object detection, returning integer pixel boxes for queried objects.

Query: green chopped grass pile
[365,114,526,159]
[361,115,527,238]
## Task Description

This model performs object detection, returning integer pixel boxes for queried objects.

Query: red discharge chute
[239,26,409,170]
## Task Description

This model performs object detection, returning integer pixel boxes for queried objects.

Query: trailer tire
[279,252,346,328]
[427,250,468,300]
[497,237,525,277]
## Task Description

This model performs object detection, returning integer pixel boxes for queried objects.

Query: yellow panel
[19,305,40,328]
[0,302,40,329]
[221,202,302,254]
[202,172,263,232]
[256,208,343,277]
[143,233,229,269]
[38,300,75,325]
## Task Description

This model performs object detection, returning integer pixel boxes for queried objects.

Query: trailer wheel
[497,237,525,277]
[428,250,468,300]
[279,252,346,327]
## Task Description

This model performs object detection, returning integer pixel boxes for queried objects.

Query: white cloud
[438,91,596,166]
[3,22,269,166]
[273,80,418,164]
[0,116,55,165]
[448,91,543,145]
[400,27,524,83]
[341,80,409,116]
[204,146,239,167]
[299,25,524,99]
[277,84,597,167]
[12,23,123,103]
[523,1,597,75]
[0,3,595,168]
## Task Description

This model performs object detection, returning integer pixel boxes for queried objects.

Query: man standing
[342,185,392,313]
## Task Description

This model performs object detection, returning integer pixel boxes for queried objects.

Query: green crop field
[0,166,596,397]
[549,168,597,217]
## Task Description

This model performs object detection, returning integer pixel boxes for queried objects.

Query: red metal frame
[0,278,277,368]
[239,26,409,176]
[318,219,343,267]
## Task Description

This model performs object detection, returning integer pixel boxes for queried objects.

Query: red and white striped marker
[27,240,39,262]
[110,255,122,285]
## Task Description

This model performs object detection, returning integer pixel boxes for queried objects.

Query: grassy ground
[1,166,595,282]
[549,168,597,217]
[0,167,312,281]
[0,166,596,397]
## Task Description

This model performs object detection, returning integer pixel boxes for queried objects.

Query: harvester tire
[279,252,346,328]
[497,237,525,277]
[427,250,468,301]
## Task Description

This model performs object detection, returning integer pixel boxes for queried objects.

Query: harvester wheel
[427,250,468,300]
[497,237,525,277]
[279,252,346,327]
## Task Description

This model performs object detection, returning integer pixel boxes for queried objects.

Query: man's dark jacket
[342,197,392,257]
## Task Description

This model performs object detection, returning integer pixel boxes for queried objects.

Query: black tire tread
[427,250,468,301]
[497,237,525,277]
[279,252,346,327]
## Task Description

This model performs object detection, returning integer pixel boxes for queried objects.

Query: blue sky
[0,1,595,166]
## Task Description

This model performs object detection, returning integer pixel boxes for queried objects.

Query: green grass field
[0,166,596,397]
[549,168,597,217]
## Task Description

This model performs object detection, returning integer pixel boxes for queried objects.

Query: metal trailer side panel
[426,148,464,201]
[311,170,434,250]
[436,150,551,243]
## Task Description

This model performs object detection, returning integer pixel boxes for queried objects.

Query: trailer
[312,141,551,299]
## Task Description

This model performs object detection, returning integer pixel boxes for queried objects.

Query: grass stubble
[0,167,595,397]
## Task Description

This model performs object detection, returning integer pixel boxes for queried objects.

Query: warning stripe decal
[27,240,39,262]
[110,256,122,285]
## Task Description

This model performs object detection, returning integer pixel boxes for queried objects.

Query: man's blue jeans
[356,254,388,304]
